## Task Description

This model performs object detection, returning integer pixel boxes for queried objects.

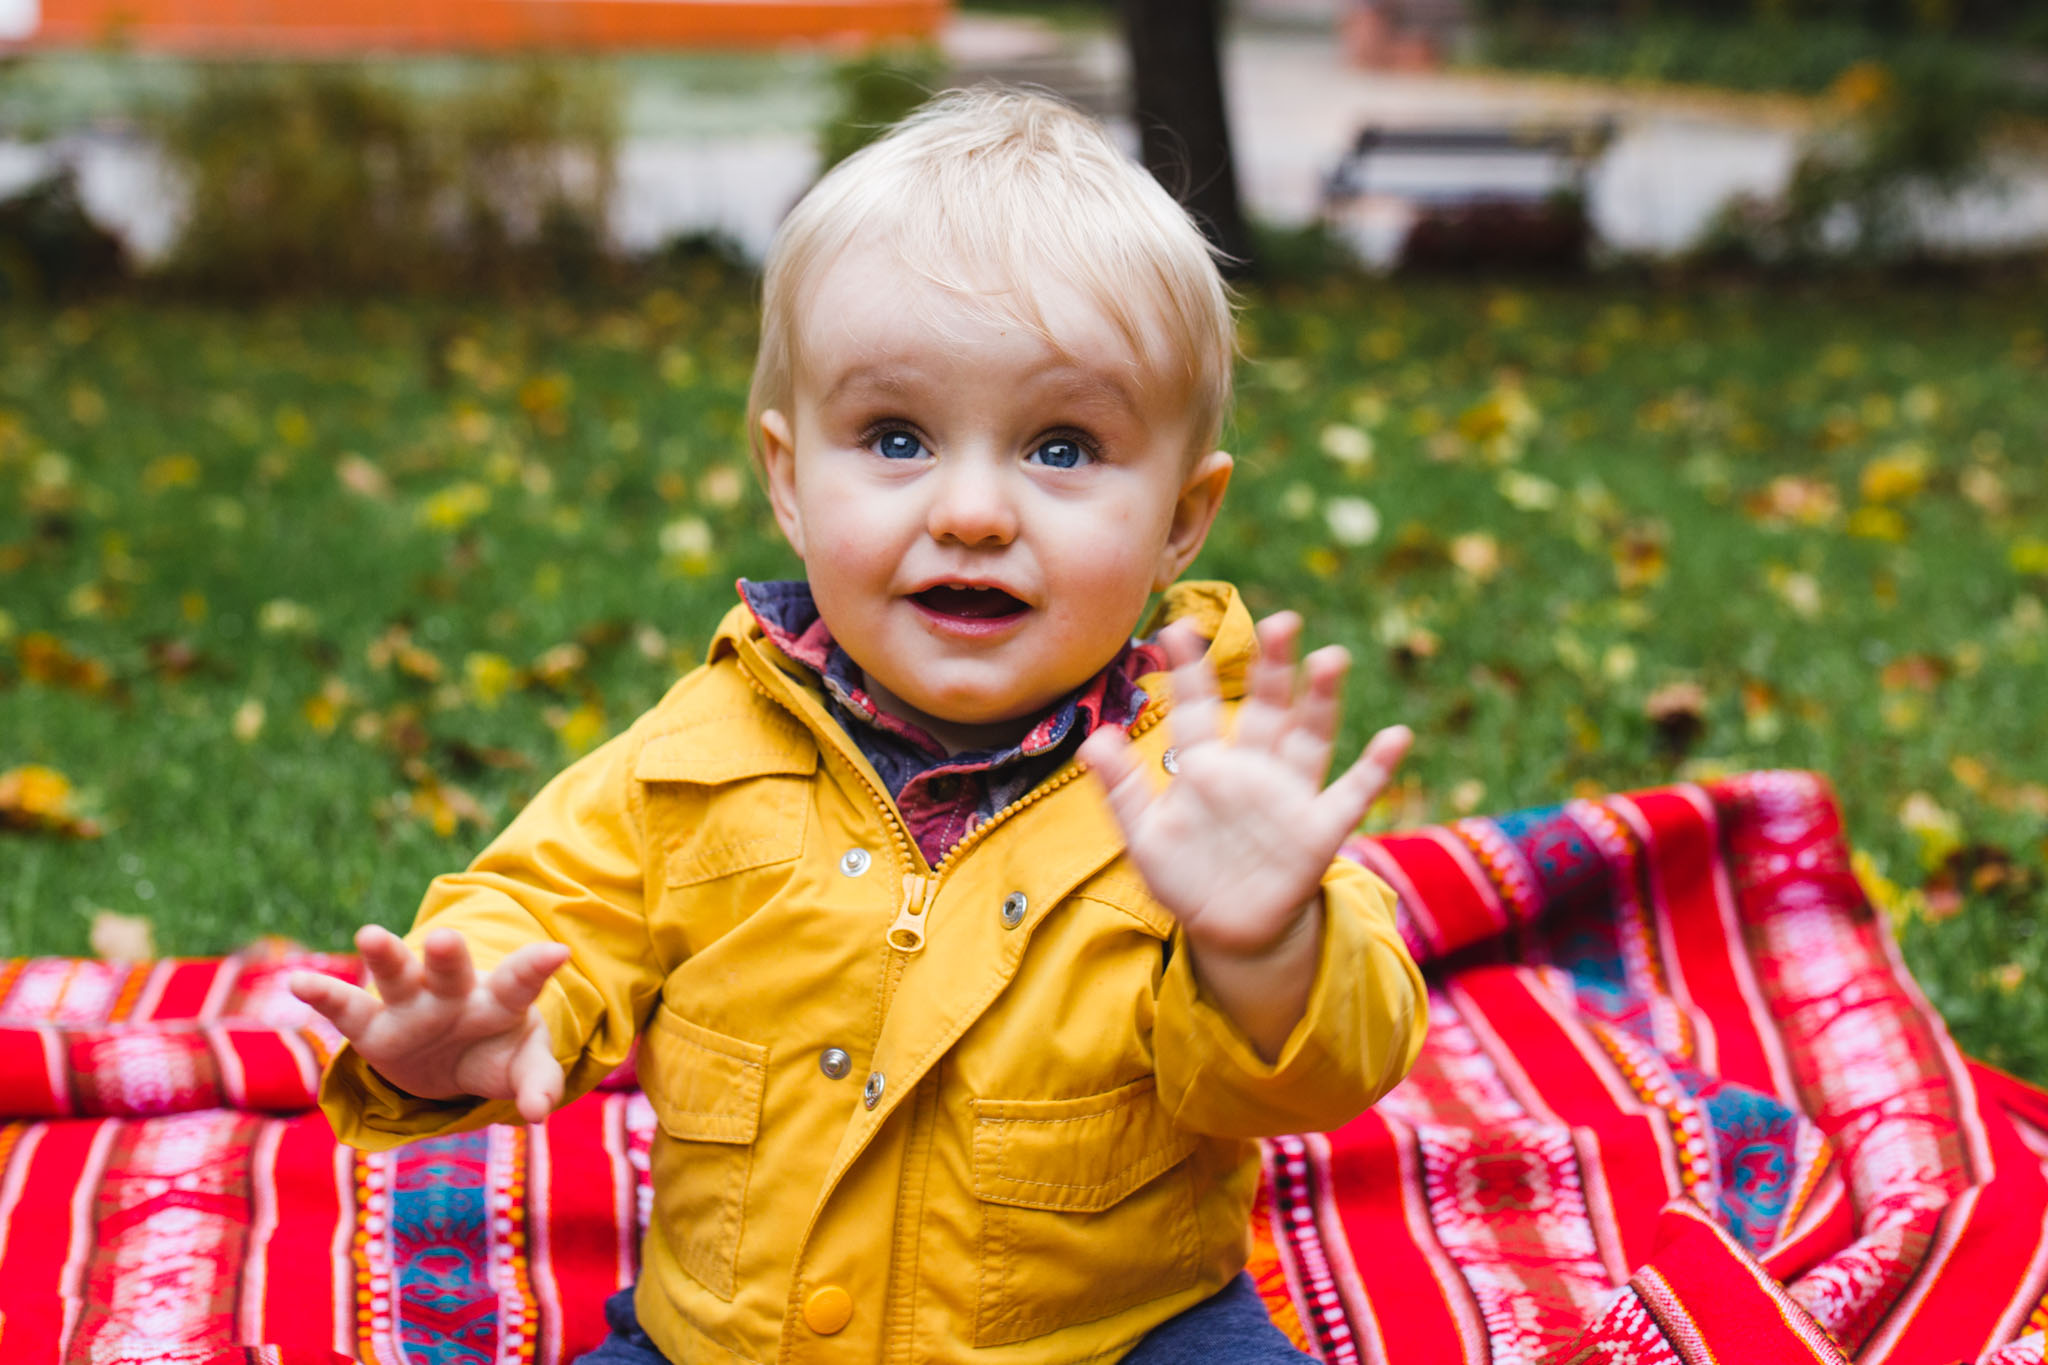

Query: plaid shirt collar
[738,578,1162,864]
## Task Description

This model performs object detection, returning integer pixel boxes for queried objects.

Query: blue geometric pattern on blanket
[1697,1073,1804,1251]
[1496,804,1610,915]
[1496,802,1805,1253]
[1497,805,1637,1016]
[392,1129,499,1364]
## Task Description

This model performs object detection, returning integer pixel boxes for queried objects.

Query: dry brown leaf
[90,910,156,962]
[1645,681,1708,756]
[1744,476,1841,529]
[1880,654,1949,693]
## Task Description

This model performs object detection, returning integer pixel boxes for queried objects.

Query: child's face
[759,243,1232,752]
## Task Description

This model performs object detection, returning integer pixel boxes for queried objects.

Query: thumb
[509,1021,565,1126]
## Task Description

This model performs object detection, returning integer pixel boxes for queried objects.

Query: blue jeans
[576,1272,1312,1362]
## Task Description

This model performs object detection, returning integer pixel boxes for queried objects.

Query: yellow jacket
[321,581,1426,1364]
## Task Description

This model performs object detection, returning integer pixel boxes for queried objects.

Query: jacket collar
[709,577,1258,722]
[1132,579,1256,704]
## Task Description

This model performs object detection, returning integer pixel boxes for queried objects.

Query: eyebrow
[817,362,1144,419]
[819,365,916,408]
[1045,369,1144,419]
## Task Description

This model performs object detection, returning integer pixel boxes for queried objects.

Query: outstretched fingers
[1318,724,1414,841]
[355,924,423,1007]
[484,941,571,1020]
[1160,620,1222,751]
[1275,644,1349,786]
[418,928,477,1000]
[288,971,381,1043]
[1233,613,1301,755]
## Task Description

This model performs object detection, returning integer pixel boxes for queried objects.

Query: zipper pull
[889,874,933,953]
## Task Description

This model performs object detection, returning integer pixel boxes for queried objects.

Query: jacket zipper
[736,644,1170,955]
[887,705,1168,952]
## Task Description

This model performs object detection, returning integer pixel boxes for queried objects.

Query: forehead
[790,242,1183,415]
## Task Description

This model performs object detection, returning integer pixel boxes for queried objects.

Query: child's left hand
[1079,612,1410,1053]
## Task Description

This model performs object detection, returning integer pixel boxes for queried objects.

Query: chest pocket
[633,717,816,888]
[970,1076,1204,1347]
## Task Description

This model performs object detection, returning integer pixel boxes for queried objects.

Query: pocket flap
[1067,871,1177,939]
[972,1077,1199,1213]
[641,1005,767,1145]
[634,718,817,786]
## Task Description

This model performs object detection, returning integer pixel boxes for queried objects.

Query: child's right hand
[289,925,571,1125]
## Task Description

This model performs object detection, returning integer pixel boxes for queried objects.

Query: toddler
[296,88,1426,1364]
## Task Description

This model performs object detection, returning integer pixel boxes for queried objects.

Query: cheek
[797,490,880,565]
[801,521,901,628]
[1066,542,1162,623]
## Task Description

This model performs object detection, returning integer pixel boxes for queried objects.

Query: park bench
[1321,118,1616,269]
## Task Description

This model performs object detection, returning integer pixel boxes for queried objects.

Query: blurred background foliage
[159,62,617,296]
[1697,50,2010,265]
[1472,0,2048,42]
[1472,0,2048,268]
[817,42,947,171]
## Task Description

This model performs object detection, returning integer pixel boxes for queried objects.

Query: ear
[757,408,806,560]
[1153,450,1234,592]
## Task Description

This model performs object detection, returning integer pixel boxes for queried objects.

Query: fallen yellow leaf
[1851,848,1926,928]
[2010,539,2048,576]
[1898,791,1963,872]
[418,481,492,532]
[1859,443,1931,504]
[0,765,100,838]
[553,702,607,756]
[465,652,517,709]
[142,453,201,491]
[1848,505,1907,541]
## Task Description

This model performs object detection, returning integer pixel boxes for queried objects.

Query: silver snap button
[1161,747,1181,775]
[819,1047,852,1080]
[1001,892,1027,928]
[863,1071,885,1109]
[839,848,871,877]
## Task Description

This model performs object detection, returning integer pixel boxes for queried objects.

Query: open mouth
[911,584,1029,621]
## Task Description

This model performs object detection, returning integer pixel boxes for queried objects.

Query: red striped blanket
[0,771,2043,1363]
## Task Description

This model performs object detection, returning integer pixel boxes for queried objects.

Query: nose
[925,453,1019,547]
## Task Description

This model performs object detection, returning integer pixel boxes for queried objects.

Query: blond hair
[746,85,1235,465]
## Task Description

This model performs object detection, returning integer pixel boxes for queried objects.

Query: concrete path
[3,13,2045,268]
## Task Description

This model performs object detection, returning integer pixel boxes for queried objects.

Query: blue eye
[875,430,925,461]
[1031,438,1087,469]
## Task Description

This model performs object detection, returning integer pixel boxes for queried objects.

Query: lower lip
[908,598,1031,639]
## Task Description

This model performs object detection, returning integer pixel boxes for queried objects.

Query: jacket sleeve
[319,719,663,1150]
[1152,857,1427,1139]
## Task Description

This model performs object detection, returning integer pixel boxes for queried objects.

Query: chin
[913,690,1038,728]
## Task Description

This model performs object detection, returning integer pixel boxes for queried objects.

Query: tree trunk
[1119,0,1256,275]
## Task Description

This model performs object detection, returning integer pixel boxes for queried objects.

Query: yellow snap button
[803,1285,854,1335]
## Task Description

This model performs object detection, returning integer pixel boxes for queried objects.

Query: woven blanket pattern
[0,771,2044,1363]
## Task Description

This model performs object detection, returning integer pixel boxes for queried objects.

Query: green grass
[2,271,2045,1081]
